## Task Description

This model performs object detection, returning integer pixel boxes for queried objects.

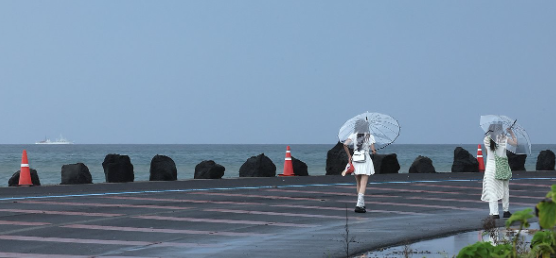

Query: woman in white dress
[342,122,377,213]
[481,123,517,219]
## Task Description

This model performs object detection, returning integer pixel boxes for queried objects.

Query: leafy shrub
[458,185,556,258]
[457,241,512,258]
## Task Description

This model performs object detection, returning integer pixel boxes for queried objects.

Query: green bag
[494,153,512,180]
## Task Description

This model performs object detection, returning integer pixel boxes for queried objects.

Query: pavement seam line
[1,177,554,201]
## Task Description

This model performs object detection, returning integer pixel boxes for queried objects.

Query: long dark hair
[354,119,369,152]
[489,138,497,152]
[356,133,366,151]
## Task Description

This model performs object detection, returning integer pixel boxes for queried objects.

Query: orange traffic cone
[278,146,295,176]
[19,150,33,186]
[477,144,485,172]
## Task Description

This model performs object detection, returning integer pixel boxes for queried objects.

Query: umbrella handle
[509,119,517,129]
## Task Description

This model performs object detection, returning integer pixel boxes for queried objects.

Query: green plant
[505,208,534,256]
[529,230,555,258]
[526,185,556,258]
[457,209,533,258]
[458,184,556,258]
[457,241,513,258]
[537,185,556,229]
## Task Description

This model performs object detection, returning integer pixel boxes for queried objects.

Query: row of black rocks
[7,145,556,186]
[326,143,555,174]
[7,153,309,186]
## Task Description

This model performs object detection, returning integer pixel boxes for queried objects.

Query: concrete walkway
[0,171,553,258]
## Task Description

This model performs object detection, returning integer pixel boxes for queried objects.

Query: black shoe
[491,214,500,219]
[355,206,366,213]
[503,211,512,218]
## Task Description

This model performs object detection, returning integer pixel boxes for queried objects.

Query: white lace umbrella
[338,112,401,150]
[480,115,531,155]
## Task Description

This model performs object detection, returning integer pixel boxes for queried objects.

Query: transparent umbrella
[480,115,531,155]
[338,112,401,150]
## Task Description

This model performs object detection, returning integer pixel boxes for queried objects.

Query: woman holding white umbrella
[339,112,400,213]
[342,120,376,213]
[481,123,518,219]
[480,115,531,219]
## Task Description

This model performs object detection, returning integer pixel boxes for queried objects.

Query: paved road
[0,171,554,258]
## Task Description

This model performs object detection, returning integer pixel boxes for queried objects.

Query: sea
[0,144,554,186]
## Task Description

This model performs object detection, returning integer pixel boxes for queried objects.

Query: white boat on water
[35,135,74,144]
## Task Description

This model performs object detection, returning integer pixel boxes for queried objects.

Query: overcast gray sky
[1,1,554,144]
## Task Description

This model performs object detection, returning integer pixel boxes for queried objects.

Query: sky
[1,1,555,144]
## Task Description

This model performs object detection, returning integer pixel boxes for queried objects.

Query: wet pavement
[0,171,553,258]
[362,223,540,258]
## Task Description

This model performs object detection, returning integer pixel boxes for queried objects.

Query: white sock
[357,193,365,207]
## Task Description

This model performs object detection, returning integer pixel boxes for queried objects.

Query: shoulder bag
[494,152,512,180]
[352,150,366,163]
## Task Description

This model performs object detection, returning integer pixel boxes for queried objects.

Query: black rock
[373,153,401,174]
[536,150,555,171]
[194,160,225,179]
[326,142,350,175]
[102,154,134,183]
[451,147,479,172]
[291,156,309,176]
[325,142,399,175]
[409,155,436,173]
[61,163,92,185]
[8,169,41,187]
[507,152,527,171]
[239,153,276,177]
[149,155,177,181]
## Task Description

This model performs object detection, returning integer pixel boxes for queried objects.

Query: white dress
[481,136,509,202]
[348,133,376,176]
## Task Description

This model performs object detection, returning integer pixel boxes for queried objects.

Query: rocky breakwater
[325,142,400,175]
[8,168,41,187]
[507,152,527,171]
[102,154,134,183]
[452,147,479,172]
[61,163,92,184]
[536,150,555,171]
[239,153,276,177]
[237,152,310,177]
[195,160,225,179]
[149,155,177,181]
[291,157,309,176]
[409,155,436,173]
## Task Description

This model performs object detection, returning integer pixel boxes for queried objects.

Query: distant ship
[35,135,74,145]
